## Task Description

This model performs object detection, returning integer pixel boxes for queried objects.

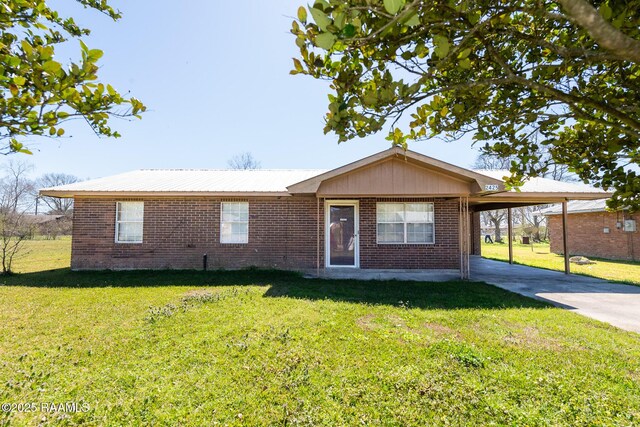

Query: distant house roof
[540,199,610,215]
[24,214,64,225]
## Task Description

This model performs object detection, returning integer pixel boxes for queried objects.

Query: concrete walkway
[471,257,640,334]
[304,268,460,282]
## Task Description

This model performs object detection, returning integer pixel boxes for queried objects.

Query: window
[377,203,434,244]
[221,202,249,243]
[115,202,144,243]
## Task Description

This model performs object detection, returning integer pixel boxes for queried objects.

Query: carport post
[507,207,513,264]
[562,200,570,274]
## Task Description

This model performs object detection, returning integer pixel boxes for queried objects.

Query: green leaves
[315,33,337,50]
[42,60,61,74]
[458,58,472,69]
[0,0,146,155]
[309,7,331,31]
[87,49,104,62]
[9,139,32,155]
[20,40,33,56]
[404,12,420,27]
[458,48,472,59]
[297,6,307,23]
[432,35,450,59]
[343,24,356,37]
[291,0,640,210]
[599,2,612,20]
[383,0,406,15]
[290,58,305,75]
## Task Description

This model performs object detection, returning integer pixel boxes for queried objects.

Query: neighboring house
[40,147,607,276]
[542,199,639,261]
[23,214,72,237]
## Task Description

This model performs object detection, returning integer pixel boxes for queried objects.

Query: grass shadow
[263,278,549,310]
[0,267,304,288]
[0,268,549,310]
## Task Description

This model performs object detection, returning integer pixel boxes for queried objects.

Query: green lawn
[1,239,639,425]
[482,241,640,286]
[11,236,72,274]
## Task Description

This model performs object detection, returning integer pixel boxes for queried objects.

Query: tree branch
[556,0,640,63]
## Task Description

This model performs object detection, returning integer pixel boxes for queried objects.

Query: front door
[326,201,359,268]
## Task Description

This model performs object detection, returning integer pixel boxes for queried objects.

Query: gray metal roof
[540,199,610,215]
[473,170,605,194]
[39,153,607,199]
[40,169,327,196]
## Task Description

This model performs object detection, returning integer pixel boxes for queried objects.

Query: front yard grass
[482,241,640,286]
[0,238,639,425]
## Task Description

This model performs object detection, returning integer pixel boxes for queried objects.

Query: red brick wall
[471,211,481,256]
[357,198,460,269]
[71,197,461,270]
[72,197,320,270]
[548,211,639,261]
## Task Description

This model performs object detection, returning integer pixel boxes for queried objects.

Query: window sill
[376,242,435,245]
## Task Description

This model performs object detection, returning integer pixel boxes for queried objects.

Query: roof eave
[39,190,294,198]
[479,191,612,200]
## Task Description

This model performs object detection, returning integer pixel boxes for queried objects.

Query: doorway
[325,201,359,268]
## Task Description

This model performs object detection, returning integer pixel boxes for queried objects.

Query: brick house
[40,147,608,277]
[543,199,639,261]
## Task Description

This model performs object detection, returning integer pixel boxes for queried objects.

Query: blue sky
[20,0,480,180]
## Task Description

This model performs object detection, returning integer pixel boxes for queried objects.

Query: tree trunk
[491,217,502,242]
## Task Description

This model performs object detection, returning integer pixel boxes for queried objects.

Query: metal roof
[540,199,610,215]
[39,151,608,200]
[473,170,606,194]
[40,169,327,197]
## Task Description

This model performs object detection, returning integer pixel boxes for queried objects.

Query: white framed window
[221,202,249,244]
[115,201,144,243]
[377,203,434,244]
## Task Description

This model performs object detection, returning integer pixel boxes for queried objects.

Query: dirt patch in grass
[423,322,460,338]
[387,314,407,328]
[183,289,214,299]
[503,326,567,351]
[356,314,380,331]
[357,314,460,344]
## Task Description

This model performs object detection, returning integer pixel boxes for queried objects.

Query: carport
[464,171,611,279]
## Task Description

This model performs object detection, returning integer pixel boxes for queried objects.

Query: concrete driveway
[471,257,640,334]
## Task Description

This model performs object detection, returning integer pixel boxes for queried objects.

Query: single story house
[40,147,608,277]
[542,199,639,261]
